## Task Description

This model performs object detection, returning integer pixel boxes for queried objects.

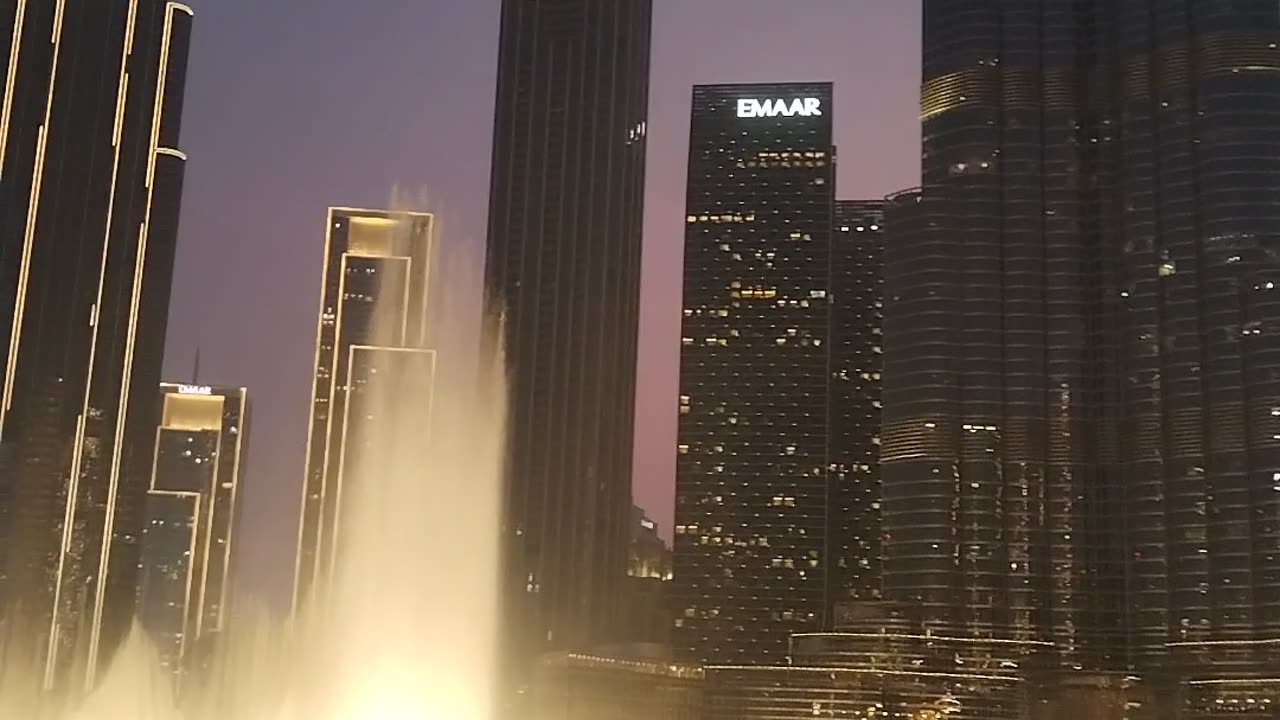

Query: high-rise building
[136,382,248,680]
[484,0,652,670]
[628,506,671,581]
[673,82,835,664]
[0,0,193,689]
[829,201,884,605]
[621,506,671,646]
[883,0,1280,688]
[292,208,433,614]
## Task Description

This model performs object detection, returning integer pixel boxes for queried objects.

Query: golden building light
[291,207,433,615]
[0,0,194,691]
[136,383,248,681]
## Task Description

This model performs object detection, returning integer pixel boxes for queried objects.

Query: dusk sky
[162,0,922,600]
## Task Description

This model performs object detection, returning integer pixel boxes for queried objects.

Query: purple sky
[163,0,922,599]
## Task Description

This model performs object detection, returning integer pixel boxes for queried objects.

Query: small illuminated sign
[640,518,656,530]
[737,97,823,119]
[177,384,212,396]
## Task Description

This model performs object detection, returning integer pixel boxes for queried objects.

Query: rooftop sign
[737,97,823,118]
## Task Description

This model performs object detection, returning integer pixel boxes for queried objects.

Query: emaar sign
[736,97,823,118]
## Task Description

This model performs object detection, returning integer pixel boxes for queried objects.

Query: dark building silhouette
[673,82,835,664]
[484,0,652,679]
[137,383,248,683]
[0,0,193,691]
[292,208,433,614]
[883,0,1280,692]
[829,201,885,605]
[629,506,670,581]
[622,506,671,646]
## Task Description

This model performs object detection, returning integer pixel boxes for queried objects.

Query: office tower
[829,201,884,606]
[628,506,670,581]
[883,0,1280,685]
[485,0,652,668]
[292,208,432,614]
[0,0,193,688]
[621,506,671,646]
[136,382,248,679]
[673,82,835,664]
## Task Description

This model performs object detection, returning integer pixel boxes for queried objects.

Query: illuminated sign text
[737,97,823,118]
[178,385,212,396]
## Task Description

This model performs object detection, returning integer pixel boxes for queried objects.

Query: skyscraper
[828,201,884,606]
[136,382,248,680]
[883,0,1280,687]
[484,0,652,669]
[292,208,432,614]
[673,82,835,664]
[0,0,193,689]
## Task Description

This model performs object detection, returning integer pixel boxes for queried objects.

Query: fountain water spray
[2,198,505,720]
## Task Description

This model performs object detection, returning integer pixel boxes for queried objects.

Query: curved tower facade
[883,0,1280,681]
[0,0,193,692]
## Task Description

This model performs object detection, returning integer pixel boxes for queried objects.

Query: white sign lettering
[178,384,212,395]
[736,97,823,118]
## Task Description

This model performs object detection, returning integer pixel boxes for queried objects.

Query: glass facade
[0,0,193,690]
[292,208,433,613]
[136,383,248,681]
[830,201,885,605]
[674,82,835,664]
[884,0,1280,691]
[485,0,652,677]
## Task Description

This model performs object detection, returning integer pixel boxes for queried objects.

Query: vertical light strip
[416,216,433,346]
[292,209,338,618]
[84,1,186,685]
[42,411,84,685]
[326,343,362,588]
[22,0,66,687]
[1,0,62,442]
[177,493,202,669]
[111,73,128,147]
[0,0,28,180]
[217,388,247,631]
[146,422,161,491]
[400,256,411,346]
[192,421,224,638]
[312,252,353,598]
[48,0,137,675]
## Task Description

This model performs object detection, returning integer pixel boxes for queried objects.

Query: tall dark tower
[884,0,1280,693]
[0,0,193,692]
[484,0,652,677]
[673,82,835,665]
[828,201,885,607]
